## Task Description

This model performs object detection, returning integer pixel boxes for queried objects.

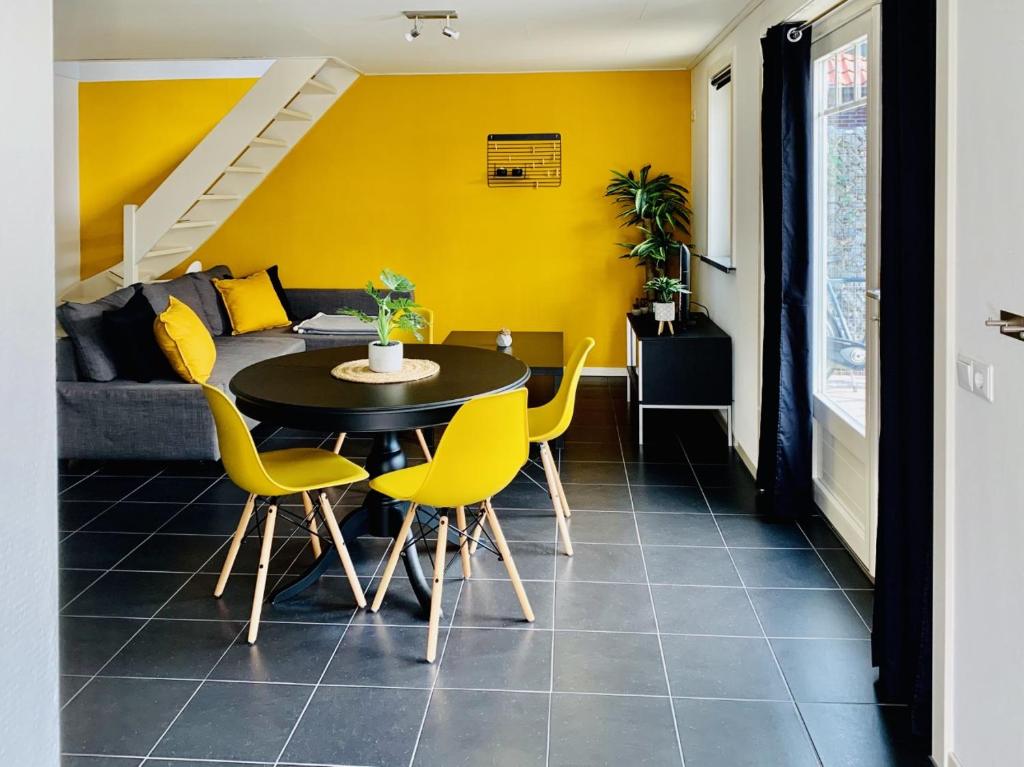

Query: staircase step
[143,246,193,260]
[170,220,218,230]
[277,107,313,121]
[250,136,288,148]
[198,194,241,201]
[303,78,337,95]
[223,165,265,175]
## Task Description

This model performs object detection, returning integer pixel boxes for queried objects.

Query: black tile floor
[57,378,926,767]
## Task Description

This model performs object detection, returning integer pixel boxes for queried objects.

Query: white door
[809,4,881,572]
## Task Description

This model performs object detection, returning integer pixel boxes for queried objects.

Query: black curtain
[872,0,937,741]
[755,23,813,519]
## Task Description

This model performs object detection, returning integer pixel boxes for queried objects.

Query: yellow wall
[78,78,255,279]
[80,71,691,366]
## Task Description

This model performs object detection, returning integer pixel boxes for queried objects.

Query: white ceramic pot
[368,341,403,373]
[653,302,675,322]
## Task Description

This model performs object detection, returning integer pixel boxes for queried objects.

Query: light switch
[958,353,995,402]
[973,360,995,402]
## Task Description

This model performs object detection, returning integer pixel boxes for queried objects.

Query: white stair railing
[61,57,356,302]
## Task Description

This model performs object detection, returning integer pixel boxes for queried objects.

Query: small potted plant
[644,276,690,323]
[339,269,428,373]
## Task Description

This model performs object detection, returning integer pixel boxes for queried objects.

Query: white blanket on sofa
[292,312,376,335]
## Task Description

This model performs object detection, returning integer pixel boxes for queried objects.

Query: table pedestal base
[269,430,433,612]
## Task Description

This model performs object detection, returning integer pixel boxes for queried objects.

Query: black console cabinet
[625,313,733,444]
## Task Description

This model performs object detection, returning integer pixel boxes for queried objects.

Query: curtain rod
[786,0,850,41]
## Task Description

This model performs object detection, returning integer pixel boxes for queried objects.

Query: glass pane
[822,100,868,427]
[826,55,837,109]
[857,40,869,99]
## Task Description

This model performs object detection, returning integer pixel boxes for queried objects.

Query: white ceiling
[54,0,752,73]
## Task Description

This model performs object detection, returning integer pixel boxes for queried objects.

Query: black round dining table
[230,343,531,610]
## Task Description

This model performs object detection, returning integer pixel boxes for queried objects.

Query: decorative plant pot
[653,302,675,322]
[496,329,513,348]
[368,341,403,373]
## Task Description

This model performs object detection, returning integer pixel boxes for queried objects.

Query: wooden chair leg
[247,500,278,644]
[426,514,449,663]
[455,505,472,578]
[540,443,574,557]
[332,432,346,454]
[370,502,418,613]
[415,428,433,462]
[468,503,487,555]
[483,499,534,622]
[550,452,572,518]
[318,492,366,608]
[301,491,322,558]
[215,493,255,597]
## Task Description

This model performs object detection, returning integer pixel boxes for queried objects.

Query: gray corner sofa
[57,268,391,462]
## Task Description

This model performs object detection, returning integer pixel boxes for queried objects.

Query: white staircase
[63,57,356,302]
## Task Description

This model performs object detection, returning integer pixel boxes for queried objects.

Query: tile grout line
[406,572,467,766]
[675,431,826,767]
[142,505,330,764]
[794,520,874,634]
[61,476,313,712]
[271,524,395,767]
[614,397,687,767]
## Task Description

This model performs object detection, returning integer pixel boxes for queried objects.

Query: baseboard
[582,367,627,377]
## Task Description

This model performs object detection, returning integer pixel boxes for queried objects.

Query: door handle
[865,289,881,302]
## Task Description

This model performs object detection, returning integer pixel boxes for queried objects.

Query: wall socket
[957,354,995,402]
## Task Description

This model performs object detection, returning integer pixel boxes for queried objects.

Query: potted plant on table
[644,276,691,323]
[339,269,428,373]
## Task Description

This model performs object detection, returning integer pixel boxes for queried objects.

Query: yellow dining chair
[332,307,435,460]
[470,337,595,558]
[201,384,369,644]
[369,388,534,662]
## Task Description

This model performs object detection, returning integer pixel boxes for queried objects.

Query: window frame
[704,58,735,270]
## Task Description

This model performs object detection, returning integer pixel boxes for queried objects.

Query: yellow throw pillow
[213,270,290,335]
[153,296,217,383]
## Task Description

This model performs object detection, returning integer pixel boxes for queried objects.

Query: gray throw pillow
[142,265,232,335]
[56,285,138,382]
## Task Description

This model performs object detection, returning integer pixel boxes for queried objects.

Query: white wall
[937,0,1024,763]
[54,69,80,297]
[690,0,824,470]
[0,2,61,766]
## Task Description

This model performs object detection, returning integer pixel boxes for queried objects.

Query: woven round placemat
[330,358,441,384]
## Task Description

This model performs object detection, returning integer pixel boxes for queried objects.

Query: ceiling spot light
[405,17,421,41]
[442,15,460,39]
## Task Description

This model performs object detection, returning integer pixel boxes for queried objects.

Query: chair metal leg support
[301,491,322,558]
[484,499,534,622]
[426,514,449,663]
[540,442,574,557]
[371,502,419,612]
[247,499,278,644]
[318,492,366,608]
[215,493,255,597]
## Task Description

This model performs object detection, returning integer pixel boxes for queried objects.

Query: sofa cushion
[266,265,296,321]
[153,297,217,383]
[56,285,137,382]
[213,270,290,335]
[143,265,232,336]
[208,335,305,389]
[101,286,176,382]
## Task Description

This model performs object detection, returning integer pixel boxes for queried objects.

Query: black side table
[625,313,733,444]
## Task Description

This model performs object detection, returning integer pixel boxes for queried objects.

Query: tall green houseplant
[606,164,692,280]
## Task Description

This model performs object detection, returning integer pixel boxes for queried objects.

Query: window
[706,64,733,267]
[812,33,874,431]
